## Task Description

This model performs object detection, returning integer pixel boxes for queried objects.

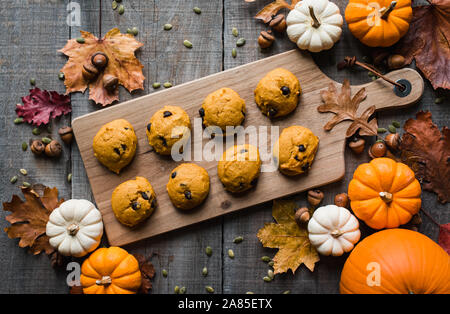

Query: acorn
[369,141,387,158]
[334,193,349,208]
[258,30,275,49]
[44,140,62,158]
[103,74,119,92]
[82,63,99,81]
[385,133,400,151]
[30,139,45,156]
[294,207,310,226]
[91,52,108,70]
[387,54,405,70]
[307,190,324,207]
[269,14,287,33]
[58,126,74,145]
[348,138,365,154]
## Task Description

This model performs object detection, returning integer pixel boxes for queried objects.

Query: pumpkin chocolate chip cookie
[93,119,137,174]
[218,144,261,193]
[200,87,246,133]
[254,68,301,118]
[166,163,210,210]
[273,125,319,176]
[146,105,191,155]
[111,176,157,227]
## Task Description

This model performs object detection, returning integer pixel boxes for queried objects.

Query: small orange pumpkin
[348,158,421,229]
[345,0,412,47]
[340,229,450,294]
[80,247,141,294]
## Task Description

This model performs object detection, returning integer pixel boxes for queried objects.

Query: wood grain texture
[72,49,423,246]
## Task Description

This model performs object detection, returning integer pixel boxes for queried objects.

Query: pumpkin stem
[331,230,343,238]
[380,1,397,20]
[309,6,321,28]
[67,223,80,236]
[96,276,112,286]
[379,192,393,203]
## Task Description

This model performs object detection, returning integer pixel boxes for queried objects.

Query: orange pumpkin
[345,0,412,47]
[340,229,450,294]
[80,247,141,294]
[348,158,421,229]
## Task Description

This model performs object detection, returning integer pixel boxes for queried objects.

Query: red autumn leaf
[396,0,450,90]
[400,111,450,203]
[15,88,71,126]
[254,0,300,23]
[438,223,450,254]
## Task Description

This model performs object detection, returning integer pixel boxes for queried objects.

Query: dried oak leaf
[59,28,145,106]
[438,223,450,254]
[395,0,450,90]
[15,88,71,126]
[318,79,377,137]
[133,253,155,294]
[257,199,319,274]
[400,111,450,203]
[254,0,300,23]
[3,186,63,255]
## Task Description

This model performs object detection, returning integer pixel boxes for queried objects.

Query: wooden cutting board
[72,49,423,246]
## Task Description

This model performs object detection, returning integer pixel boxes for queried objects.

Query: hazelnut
[334,193,349,208]
[82,63,99,81]
[307,189,324,207]
[30,139,45,156]
[58,126,73,145]
[295,207,310,226]
[44,140,62,158]
[348,138,365,154]
[103,74,119,93]
[369,141,387,159]
[269,14,286,33]
[387,54,405,70]
[258,30,275,49]
[91,52,108,70]
[385,133,400,151]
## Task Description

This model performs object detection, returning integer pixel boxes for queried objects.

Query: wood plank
[0,0,71,293]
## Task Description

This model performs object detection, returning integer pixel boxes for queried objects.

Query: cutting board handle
[352,67,424,112]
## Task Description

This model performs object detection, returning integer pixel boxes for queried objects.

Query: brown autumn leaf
[400,111,450,203]
[395,0,450,90]
[438,223,450,254]
[257,199,319,274]
[318,79,378,137]
[59,28,145,106]
[3,185,64,255]
[254,0,300,23]
[134,254,156,294]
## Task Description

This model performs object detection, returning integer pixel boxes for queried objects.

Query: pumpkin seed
[183,40,193,48]
[163,82,172,88]
[30,78,36,85]
[20,169,27,176]
[10,176,18,184]
[14,117,24,124]
[228,249,235,259]
[263,276,272,282]
[371,76,377,81]
[202,267,208,277]
[377,127,387,134]
[232,48,237,58]
[42,137,52,144]
[268,261,274,267]
[118,5,124,15]
[112,0,118,10]
[131,27,138,36]
[22,182,31,188]
[152,82,161,89]
[164,24,173,31]
[58,72,65,80]
[233,236,243,243]
[179,286,186,294]
[76,37,85,44]
[268,269,274,279]
[388,125,397,133]
[246,291,254,294]
[67,173,72,183]
[174,285,180,294]
[261,256,271,263]
[367,71,375,78]
[392,121,401,128]
[205,286,214,293]
[32,128,41,136]
[435,97,444,104]
[22,142,28,151]
[193,7,202,14]
[283,290,291,294]
[205,246,212,256]
[236,38,246,47]
[232,27,239,37]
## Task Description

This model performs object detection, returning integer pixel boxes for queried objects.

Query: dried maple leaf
[3,185,63,255]
[395,0,450,90]
[438,223,450,254]
[254,0,300,23]
[400,111,450,203]
[15,88,71,126]
[59,28,145,106]
[318,79,377,137]
[257,199,319,274]
[134,254,155,294]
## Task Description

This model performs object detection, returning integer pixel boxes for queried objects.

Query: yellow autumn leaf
[257,199,319,274]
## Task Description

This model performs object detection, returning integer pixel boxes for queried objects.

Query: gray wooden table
[0,0,448,294]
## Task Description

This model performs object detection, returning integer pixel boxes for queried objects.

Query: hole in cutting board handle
[394,79,411,97]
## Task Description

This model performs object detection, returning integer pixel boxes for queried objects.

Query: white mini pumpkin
[286,0,343,52]
[46,199,103,257]
[308,205,360,256]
